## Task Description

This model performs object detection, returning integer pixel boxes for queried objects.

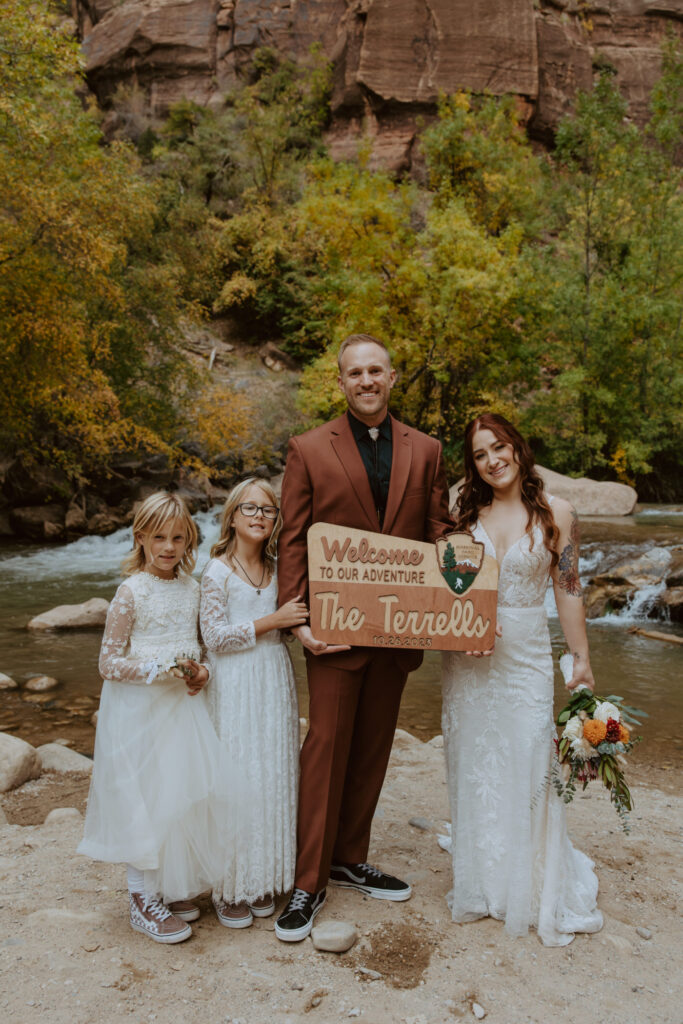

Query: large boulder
[536,467,637,516]
[450,465,638,517]
[27,598,110,631]
[0,733,42,793]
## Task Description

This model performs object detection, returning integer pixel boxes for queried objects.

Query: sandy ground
[0,729,681,1024]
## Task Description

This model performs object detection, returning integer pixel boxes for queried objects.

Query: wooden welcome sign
[307,524,499,652]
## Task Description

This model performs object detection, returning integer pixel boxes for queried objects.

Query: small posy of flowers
[553,653,645,832]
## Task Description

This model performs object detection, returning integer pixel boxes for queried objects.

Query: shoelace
[287,888,312,912]
[357,863,383,878]
[140,895,172,921]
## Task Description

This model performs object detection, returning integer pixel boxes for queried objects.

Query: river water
[0,507,681,768]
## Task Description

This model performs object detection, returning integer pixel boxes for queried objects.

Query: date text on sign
[307,524,499,652]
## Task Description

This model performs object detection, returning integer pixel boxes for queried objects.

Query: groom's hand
[292,624,351,655]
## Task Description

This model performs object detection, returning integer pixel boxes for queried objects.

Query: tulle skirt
[78,677,239,901]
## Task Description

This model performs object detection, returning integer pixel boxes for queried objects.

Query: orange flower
[619,725,630,743]
[583,719,607,745]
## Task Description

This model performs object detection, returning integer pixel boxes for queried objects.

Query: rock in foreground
[28,598,110,631]
[37,744,93,775]
[0,733,42,793]
[311,921,358,953]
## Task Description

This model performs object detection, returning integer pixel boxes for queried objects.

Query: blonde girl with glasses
[78,492,234,944]
[200,478,308,928]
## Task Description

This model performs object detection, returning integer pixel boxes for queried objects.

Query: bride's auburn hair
[122,492,198,576]
[454,413,560,570]
[210,477,280,569]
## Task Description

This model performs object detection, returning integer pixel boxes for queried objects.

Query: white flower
[563,715,584,742]
[571,736,597,761]
[594,700,621,724]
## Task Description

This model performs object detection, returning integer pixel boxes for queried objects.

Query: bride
[441,413,603,946]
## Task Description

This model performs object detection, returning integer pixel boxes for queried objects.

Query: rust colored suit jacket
[278,413,453,672]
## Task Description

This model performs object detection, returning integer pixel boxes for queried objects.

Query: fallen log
[627,626,683,646]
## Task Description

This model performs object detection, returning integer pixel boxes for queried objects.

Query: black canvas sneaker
[329,862,412,901]
[274,888,326,942]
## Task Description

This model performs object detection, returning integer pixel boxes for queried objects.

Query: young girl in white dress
[200,478,308,928]
[441,414,603,946]
[79,492,231,944]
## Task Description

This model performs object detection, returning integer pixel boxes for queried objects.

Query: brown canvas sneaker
[129,893,192,943]
[168,900,200,922]
[212,896,253,929]
[248,894,275,918]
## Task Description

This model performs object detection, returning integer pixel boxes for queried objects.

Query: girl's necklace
[231,554,267,595]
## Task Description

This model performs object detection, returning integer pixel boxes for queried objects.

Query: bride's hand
[567,660,595,692]
[466,622,502,657]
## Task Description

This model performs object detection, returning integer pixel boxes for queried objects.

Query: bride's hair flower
[583,719,607,745]
[593,700,621,724]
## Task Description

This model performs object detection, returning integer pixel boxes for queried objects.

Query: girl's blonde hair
[210,478,281,569]
[122,492,198,576]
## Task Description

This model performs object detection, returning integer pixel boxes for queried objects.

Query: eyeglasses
[236,502,280,520]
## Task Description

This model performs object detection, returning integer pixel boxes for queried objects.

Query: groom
[275,333,453,941]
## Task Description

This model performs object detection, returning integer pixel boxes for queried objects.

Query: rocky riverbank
[0,728,680,1024]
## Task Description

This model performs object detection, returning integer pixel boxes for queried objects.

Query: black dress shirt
[347,411,393,528]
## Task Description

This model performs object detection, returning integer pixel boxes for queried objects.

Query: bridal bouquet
[553,654,644,831]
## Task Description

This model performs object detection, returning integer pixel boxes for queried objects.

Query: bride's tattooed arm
[552,499,594,691]
[557,508,582,597]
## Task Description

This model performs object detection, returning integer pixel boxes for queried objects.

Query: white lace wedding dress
[78,572,233,901]
[200,559,298,903]
[441,512,603,946]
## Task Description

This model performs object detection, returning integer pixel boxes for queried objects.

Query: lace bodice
[99,571,202,684]
[474,514,552,610]
[200,558,279,651]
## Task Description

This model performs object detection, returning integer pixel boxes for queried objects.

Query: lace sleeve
[200,572,256,653]
[99,584,155,684]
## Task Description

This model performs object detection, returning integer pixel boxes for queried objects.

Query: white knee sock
[126,864,146,895]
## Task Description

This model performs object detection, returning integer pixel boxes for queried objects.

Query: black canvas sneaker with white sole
[274,888,326,942]
[329,862,412,901]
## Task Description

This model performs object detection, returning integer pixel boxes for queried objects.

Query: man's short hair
[337,333,392,371]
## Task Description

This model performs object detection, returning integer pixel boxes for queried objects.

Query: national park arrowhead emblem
[435,533,485,596]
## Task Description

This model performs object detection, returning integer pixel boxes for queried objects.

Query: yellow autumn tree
[0,0,194,480]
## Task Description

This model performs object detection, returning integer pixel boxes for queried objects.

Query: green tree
[0,0,198,479]
[420,91,546,237]
[525,56,682,494]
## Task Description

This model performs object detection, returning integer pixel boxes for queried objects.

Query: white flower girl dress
[200,558,298,904]
[79,571,233,901]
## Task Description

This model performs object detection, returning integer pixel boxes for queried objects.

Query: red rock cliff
[73,0,683,170]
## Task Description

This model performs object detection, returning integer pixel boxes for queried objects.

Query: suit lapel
[383,416,412,535]
[330,416,379,530]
